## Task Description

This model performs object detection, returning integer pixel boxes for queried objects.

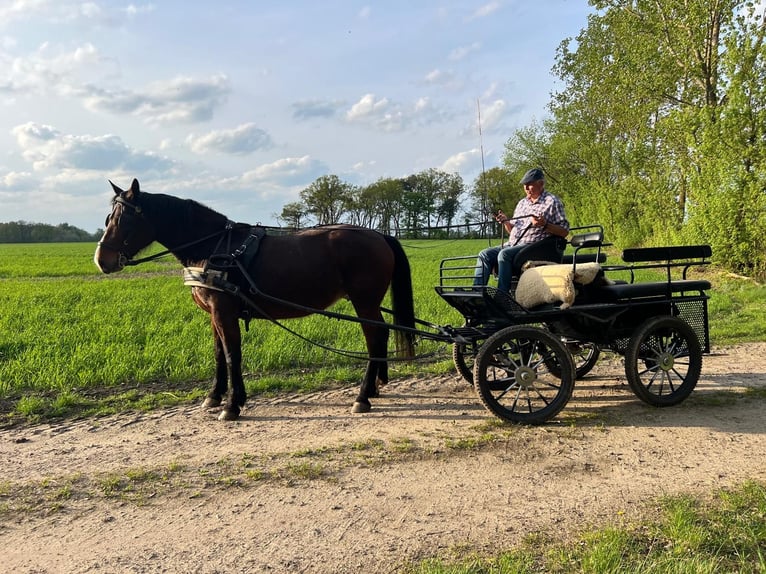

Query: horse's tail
[384,235,416,359]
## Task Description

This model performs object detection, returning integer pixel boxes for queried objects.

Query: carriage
[95,180,712,425]
[434,226,712,424]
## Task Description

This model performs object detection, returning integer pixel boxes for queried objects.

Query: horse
[94,179,416,421]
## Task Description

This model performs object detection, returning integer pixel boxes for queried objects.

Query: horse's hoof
[203,397,222,408]
[352,401,371,414]
[218,409,239,421]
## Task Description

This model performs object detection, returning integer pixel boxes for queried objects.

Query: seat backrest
[570,231,604,248]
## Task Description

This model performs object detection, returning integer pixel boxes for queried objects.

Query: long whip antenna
[477,99,499,245]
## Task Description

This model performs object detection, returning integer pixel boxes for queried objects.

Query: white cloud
[448,42,481,61]
[422,68,464,91]
[0,0,155,27]
[480,99,508,131]
[0,170,35,190]
[291,98,345,120]
[441,148,481,174]
[0,41,113,98]
[468,2,501,21]
[344,93,451,132]
[83,74,231,125]
[345,94,406,132]
[12,121,175,173]
[234,155,326,188]
[346,93,389,121]
[186,123,272,156]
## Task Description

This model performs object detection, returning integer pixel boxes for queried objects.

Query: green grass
[406,480,766,573]
[1,241,763,574]
[0,240,764,424]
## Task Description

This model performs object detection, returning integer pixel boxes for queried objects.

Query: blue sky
[0,1,592,232]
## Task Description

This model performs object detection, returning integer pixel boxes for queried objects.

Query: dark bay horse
[94,179,415,420]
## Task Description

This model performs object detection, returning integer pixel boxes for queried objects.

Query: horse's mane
[141,192,230,231]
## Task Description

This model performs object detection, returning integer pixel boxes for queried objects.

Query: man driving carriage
[473,167,570,292]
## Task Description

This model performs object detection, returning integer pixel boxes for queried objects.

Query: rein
[125,225,234,266]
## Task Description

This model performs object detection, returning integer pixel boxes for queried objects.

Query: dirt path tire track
[2,343,766,573]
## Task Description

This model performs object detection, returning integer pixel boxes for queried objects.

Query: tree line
[276,169,479,238]
[0,221,101,243]
[280,0,766,280]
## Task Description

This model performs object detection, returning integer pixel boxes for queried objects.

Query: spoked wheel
[625,316,702,406]
[452,341,477,384]
[473,326,575,424]
[545,340,601,380]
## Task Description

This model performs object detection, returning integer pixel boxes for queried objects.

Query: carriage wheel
[452,341,476,384]
[625,316,702,407]
[473,326,575,424]
[545,340,601,380]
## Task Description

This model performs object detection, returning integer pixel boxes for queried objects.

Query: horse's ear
[129,178,141,199]
[125,178,141,201]
[109,180,124,196]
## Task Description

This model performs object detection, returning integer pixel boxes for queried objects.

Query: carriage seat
[575,244,712,303]
[584,278,711,302]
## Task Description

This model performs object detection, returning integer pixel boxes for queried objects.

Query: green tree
[365,177,405,235]
[277,202,307,229]
[685,3,766,277]
[299,174,354,225]
[543,0,748,251]
[469,166,519,236]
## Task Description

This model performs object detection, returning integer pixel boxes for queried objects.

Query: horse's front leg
[194,290,246,421]
[202,323,229,409]
[214,312,246,421]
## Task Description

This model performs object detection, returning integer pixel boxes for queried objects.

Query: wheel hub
[658,352,674,371]
[514,366,537,388]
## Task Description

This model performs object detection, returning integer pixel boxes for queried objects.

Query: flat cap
[519,168,544,185]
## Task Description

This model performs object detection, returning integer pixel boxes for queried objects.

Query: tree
[0,221,100,242]
[469,166,518,236]
[433,171,465,235]
[542,0,751,250]
[684,2,766,276]
[363,177,405,234]
[276,202,307,229]
[299,175,354,225]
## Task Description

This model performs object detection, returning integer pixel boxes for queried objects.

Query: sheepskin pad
[515,262,603,309]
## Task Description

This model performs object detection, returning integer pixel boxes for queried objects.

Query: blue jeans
[473,238,564,292]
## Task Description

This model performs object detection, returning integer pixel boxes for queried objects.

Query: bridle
[97,194,233,267]
[97,195,149,269]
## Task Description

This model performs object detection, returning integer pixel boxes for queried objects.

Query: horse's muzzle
[94,243,128,273]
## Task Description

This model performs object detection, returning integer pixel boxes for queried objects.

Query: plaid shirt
[504,189,569,247]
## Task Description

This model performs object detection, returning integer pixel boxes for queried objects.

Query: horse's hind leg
[352,322,389,413]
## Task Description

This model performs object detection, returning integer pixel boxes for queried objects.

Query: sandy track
[2,343,765,573]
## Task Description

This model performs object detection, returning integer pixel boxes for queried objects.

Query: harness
[182,226,266,330]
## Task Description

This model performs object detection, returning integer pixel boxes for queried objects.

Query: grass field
[2,240,765,573]
[0,239,764,423]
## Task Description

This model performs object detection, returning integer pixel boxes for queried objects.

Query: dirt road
[2,343,765,573]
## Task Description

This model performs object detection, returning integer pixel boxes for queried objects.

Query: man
[473,167,570,292]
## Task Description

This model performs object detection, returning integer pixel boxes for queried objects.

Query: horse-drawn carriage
[435,227,712,423]
[95,180,712,425]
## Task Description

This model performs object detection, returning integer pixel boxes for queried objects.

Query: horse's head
[94,178,157,273]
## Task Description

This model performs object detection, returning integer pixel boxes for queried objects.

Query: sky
[0,0,593,233]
